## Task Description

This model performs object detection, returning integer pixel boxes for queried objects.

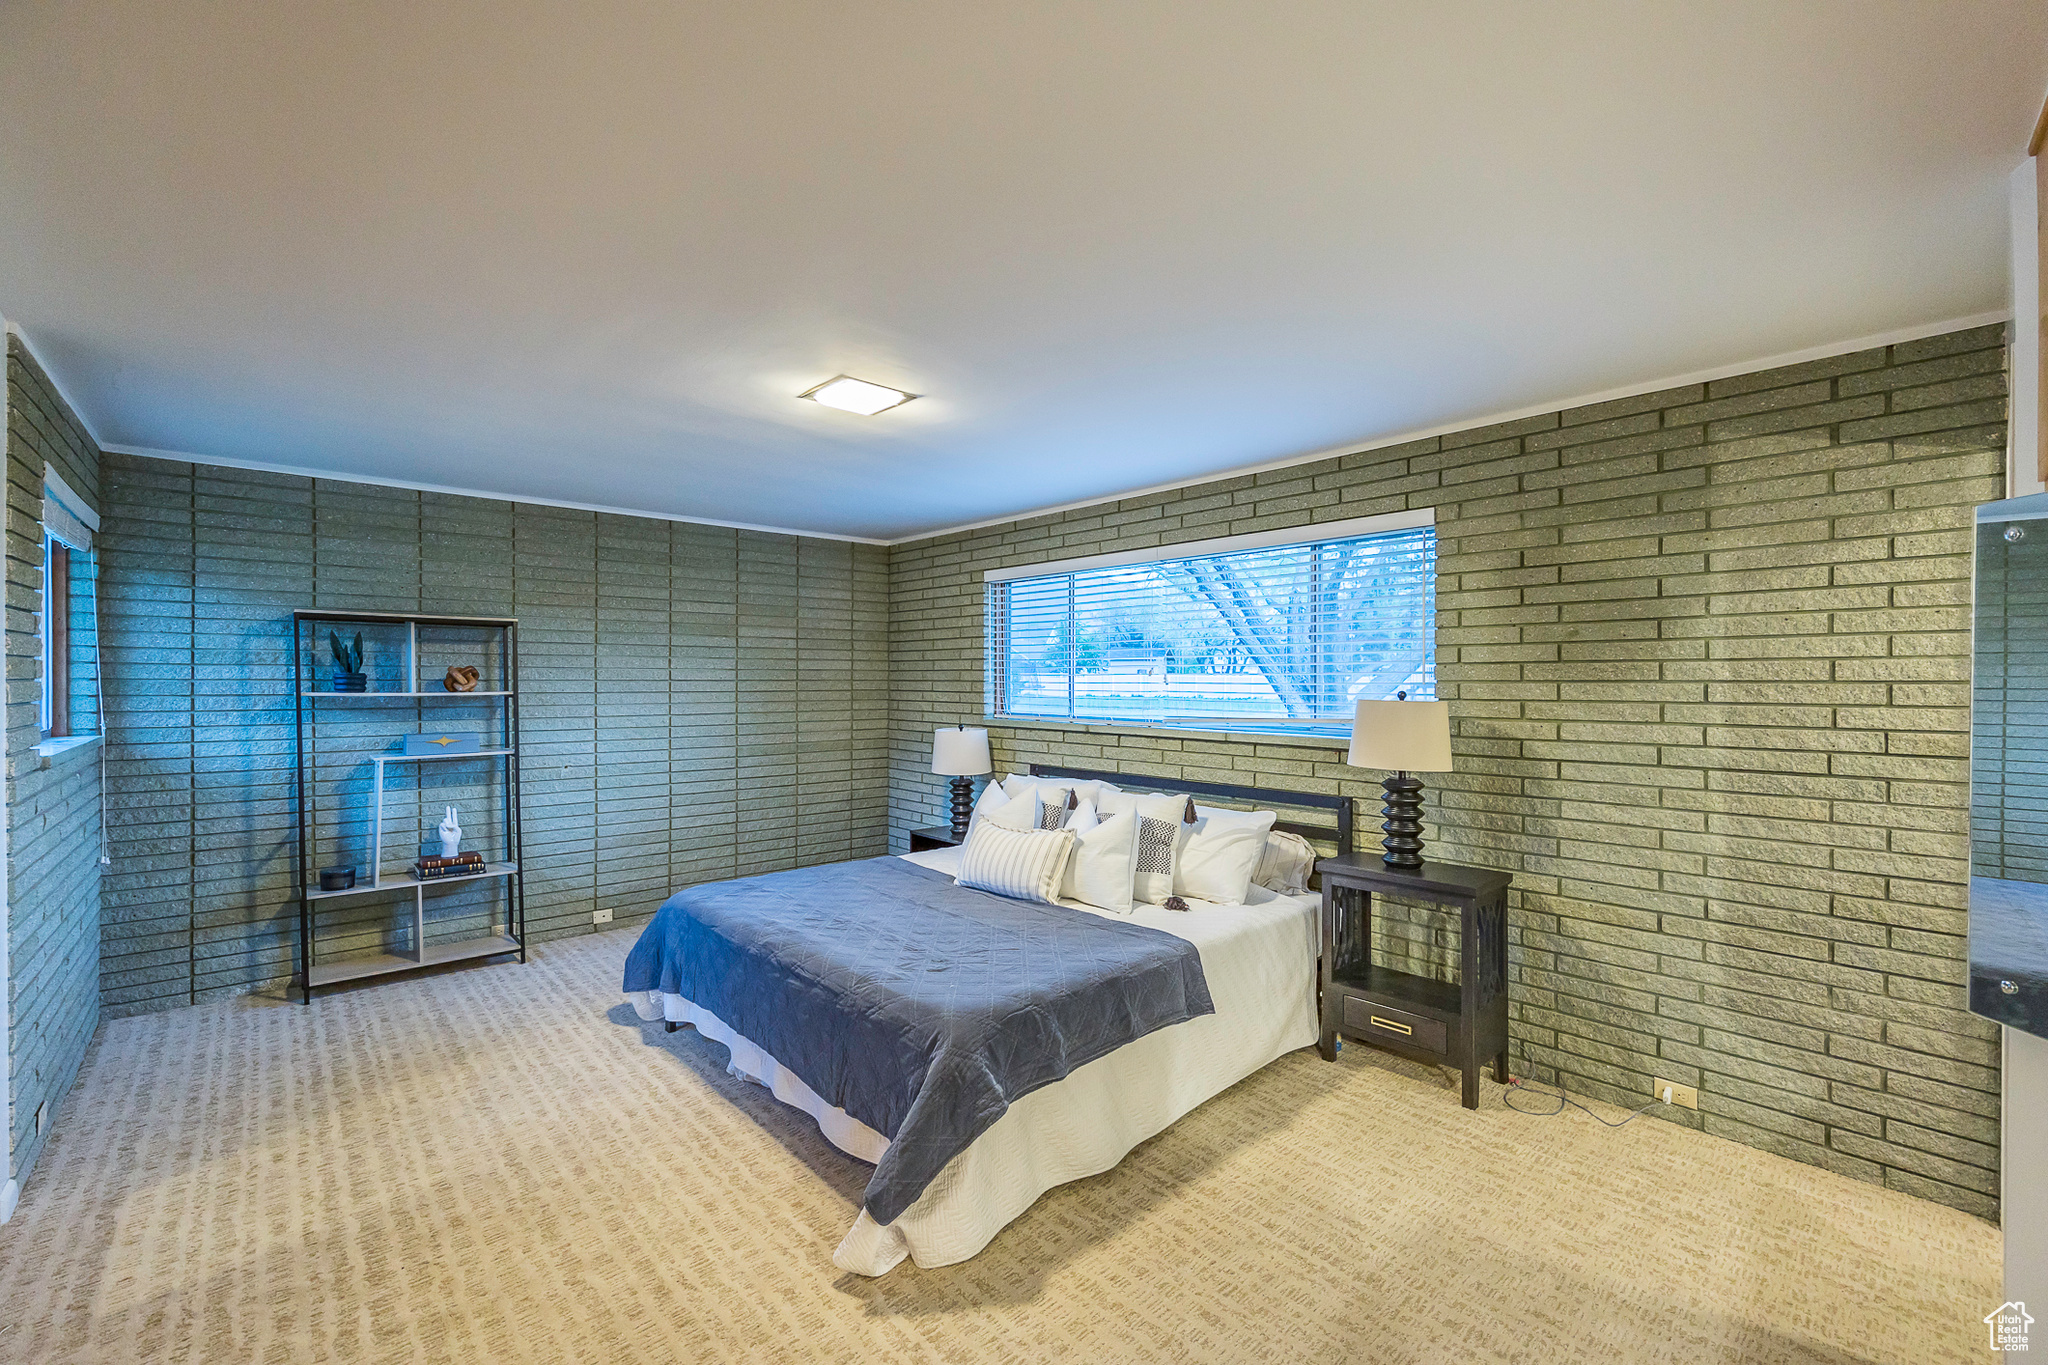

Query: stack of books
[413,852,487,881]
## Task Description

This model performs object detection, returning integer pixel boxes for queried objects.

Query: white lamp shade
[931,726,992,776]
[1347,700,1452,772]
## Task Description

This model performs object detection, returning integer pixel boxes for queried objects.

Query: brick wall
[98,454,889,1016]
[5,337,103,1188]
[888,324,2009,1217]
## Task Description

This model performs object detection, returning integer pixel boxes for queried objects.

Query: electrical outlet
[593,908,613,925]
[1653,1077,1698,1110]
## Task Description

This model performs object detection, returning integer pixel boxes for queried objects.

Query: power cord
[1504,1073,1671,1128]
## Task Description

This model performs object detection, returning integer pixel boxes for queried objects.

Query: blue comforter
[622,856,1214,1224]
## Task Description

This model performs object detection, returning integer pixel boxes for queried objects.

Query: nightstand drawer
[1343,996,1447,1054]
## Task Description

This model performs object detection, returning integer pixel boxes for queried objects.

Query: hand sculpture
[438,806,462,858]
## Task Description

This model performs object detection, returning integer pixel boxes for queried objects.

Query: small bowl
[319,867,356,892]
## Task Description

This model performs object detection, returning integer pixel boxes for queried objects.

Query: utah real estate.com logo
[1988,1301,2034,1352]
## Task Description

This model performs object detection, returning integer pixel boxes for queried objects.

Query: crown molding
[99,444,893,545]
[2,320,110,449]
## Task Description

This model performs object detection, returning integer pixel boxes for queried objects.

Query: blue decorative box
[403,731,481,756]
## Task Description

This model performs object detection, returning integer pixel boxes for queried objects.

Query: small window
[38,465,99,744]
[986,516,1437,737]
[40,534,71,738]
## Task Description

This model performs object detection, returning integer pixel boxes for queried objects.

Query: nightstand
[1316,854,1512,1109]
[908,826,964,853]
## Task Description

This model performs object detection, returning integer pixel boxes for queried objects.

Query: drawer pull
[1369,1015,1412,1036]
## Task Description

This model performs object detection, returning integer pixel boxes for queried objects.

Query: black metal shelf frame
[291,608,527,1001]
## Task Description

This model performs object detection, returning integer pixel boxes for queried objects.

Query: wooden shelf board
[306,862,519,901]
[301,690,513,699]
[422,934,523,967]
[369,748,514,764]
[394,861,519,891]
[306,950,421,987]
[305,934,520,988]
[293,609,517,625]
[1329,963,1463,1021]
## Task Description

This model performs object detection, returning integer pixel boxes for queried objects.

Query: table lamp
[1347,695,1452,870]
[931,725,993,840]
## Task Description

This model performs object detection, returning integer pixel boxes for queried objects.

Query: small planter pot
[333,672,368,693]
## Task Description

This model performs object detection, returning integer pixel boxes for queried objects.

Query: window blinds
[42,464,97,552]
[988,524,1436,735]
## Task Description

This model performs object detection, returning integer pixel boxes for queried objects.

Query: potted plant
[330,630,367,692]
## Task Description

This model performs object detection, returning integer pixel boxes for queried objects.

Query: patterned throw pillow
[955,823,1077,904]
[1100,790,1201,904]
[1133,815,1180,904]
[1253,830,1318,894]
[1037,797,1069,830]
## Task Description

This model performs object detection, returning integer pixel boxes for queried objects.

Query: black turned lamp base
[1379,771,1426,870]
[948,776,976,841]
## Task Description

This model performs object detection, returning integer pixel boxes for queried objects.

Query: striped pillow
[955,823,1077,904]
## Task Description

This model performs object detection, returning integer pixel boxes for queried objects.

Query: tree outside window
[990,524,1435,736]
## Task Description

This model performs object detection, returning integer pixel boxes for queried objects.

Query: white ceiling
[2,2,2044,542]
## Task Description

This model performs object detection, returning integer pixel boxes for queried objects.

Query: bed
[622,765,1351,1274]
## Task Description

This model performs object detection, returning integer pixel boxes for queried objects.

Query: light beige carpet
[0,929,2000,1364]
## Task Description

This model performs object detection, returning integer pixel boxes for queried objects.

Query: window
[38,464,99,744]
[986,513,1436,737]
[40,534,71,737]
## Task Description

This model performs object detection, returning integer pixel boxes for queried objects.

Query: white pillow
[955,824,1076,904]
[1059,805,1139,914]
[1098,788,1195,817]
[965,781,1010,840]
[1005,773,1121,808]
[999,776,1052,806]
[1194,804,1316,896]
[982,787,1045,833]
[1253,830,1318,894]
[1176,807,1277,905]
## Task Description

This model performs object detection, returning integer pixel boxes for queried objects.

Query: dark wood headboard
[1028,764,1354,858]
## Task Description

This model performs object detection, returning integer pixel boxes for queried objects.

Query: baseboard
[0,1178,18,1223]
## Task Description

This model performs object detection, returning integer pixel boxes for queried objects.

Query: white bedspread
[629,845,1319,1274]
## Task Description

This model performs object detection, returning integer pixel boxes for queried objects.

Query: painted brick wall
[97,454,889,1017]
[888,324,2009,1217]
[5,337,103,1188]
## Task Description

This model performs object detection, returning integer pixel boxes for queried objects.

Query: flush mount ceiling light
[798,375,919,416]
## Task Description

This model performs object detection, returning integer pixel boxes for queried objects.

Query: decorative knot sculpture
[443,665,480,693]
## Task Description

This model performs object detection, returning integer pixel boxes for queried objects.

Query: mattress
[630,845,1320,1274]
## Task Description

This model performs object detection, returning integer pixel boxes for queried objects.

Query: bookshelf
[291,609,526,999]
